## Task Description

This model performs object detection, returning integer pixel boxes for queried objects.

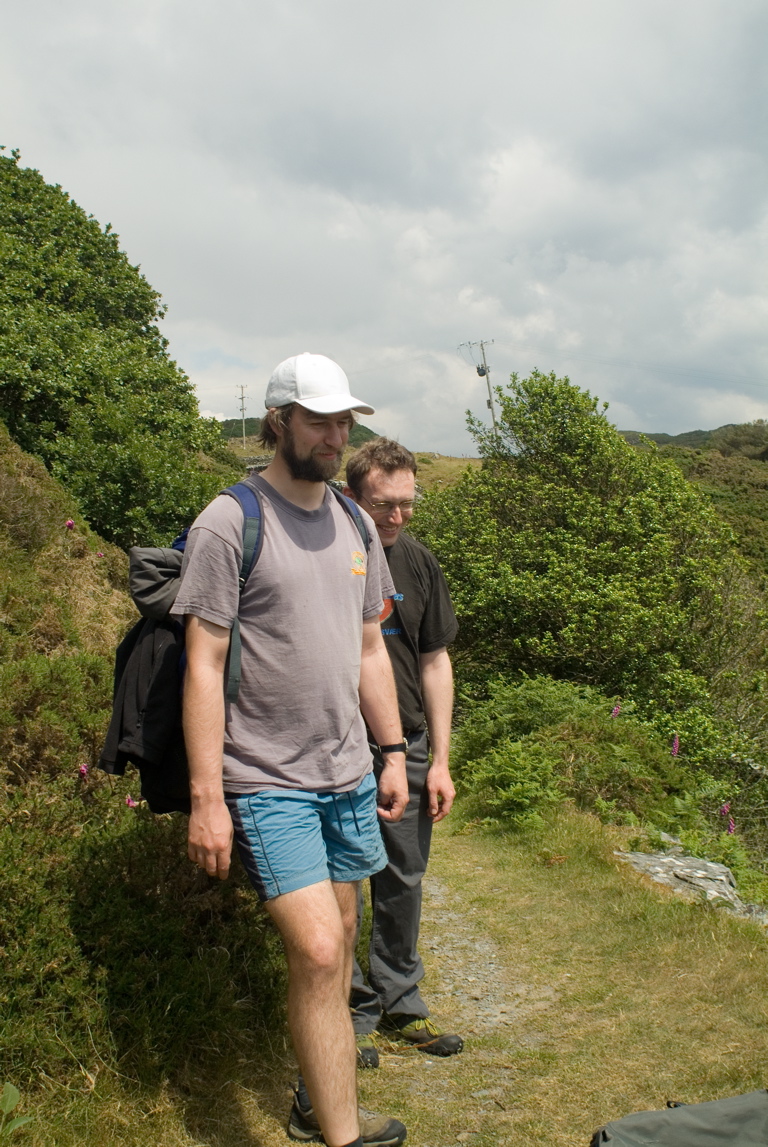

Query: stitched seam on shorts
[241,799,280,896]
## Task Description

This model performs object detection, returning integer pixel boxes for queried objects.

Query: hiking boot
[356,1032,380,1069]
[391,1015,464,1057]
[287,1086,407,1145]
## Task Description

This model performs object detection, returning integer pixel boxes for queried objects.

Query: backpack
[590,1090,768,1146]
[98,480,370,813]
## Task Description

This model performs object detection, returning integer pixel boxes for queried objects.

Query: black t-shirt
[380,532,458,733]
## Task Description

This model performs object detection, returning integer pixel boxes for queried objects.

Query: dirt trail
[420,871,559,1039]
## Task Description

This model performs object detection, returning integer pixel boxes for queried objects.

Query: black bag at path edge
[590,1089,768,1146]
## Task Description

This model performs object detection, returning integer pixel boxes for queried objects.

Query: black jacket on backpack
[98,613,190,814]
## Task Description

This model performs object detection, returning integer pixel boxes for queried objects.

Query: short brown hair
[257,404,358,449]
[257,404,295,449]
[345,438,417,497]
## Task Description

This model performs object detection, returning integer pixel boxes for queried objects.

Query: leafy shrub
[454,676,696,828]
[414,370,768,777]
[1,773,286,1086]
[0,152,239,548]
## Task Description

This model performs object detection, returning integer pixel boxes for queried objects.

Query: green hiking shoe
[287,1086,406,1145]
[356,1031,380,1069]
[391,1015,464,1057]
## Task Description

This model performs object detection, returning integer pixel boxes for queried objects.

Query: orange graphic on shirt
[379,597,394,622]
[351,550,366,575]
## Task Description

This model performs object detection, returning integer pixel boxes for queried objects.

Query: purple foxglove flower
[728,817,735,834]
[96,552,104,557]
[79,763,89,778]
[65,519,75,530]
[125,795,139,808]
[671,735,679,757]
[610,704,621,718]
[719,802,731,816]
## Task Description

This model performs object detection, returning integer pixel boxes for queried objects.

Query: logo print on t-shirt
[351,551,366,575]
[379,597,394,622]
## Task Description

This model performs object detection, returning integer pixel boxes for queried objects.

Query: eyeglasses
[360,495,415,514]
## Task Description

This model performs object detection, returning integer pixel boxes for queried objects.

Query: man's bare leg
[267,879,359,1147]
[331,878,359,991]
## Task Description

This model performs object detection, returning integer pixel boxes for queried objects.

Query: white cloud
[1,0,766,452]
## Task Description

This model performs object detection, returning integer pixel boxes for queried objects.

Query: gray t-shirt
[171,476,394,794]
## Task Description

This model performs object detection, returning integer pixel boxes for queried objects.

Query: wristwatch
[379,740,408,755]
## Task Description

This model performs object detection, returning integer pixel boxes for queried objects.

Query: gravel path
[419,874,559,1039]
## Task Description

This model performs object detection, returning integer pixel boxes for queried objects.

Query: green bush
[0,773,286,1086]
[0,152,239,548]
[414,370,768,777]
[454,677,696,829]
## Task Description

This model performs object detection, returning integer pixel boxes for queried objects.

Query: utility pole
[459,339,497,430]
[237,385,248,451]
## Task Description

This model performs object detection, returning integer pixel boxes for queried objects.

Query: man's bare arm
[359,617,408,823]
[420,646,456,823]
[183,615,234,879]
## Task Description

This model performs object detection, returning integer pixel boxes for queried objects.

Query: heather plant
[1,770,286,1087]
[0,429,285,1092]
[452,676,702,831]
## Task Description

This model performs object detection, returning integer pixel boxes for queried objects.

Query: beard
[280,425,342,483]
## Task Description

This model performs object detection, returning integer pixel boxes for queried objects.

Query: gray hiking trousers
[350,730,432,1031]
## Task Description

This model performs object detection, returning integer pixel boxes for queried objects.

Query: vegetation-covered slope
[220,416,377,446]
[414,374,768,855]
[0,422,284,1111]
[0,149,239,548]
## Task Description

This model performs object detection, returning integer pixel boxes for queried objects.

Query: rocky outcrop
[615,838,768,927]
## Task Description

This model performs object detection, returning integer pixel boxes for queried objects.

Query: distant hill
[219,417,378,447]
[620,427,732,449]
[622,421,768,575]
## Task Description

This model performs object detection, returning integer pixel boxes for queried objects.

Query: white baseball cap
[265,352,375,415]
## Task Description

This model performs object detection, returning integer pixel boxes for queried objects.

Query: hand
[426,761,456,823]
[377,755,409,823]
[187,798,234,880]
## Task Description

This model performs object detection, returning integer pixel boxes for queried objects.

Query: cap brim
[295,394,375,416]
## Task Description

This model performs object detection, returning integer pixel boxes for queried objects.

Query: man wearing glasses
[344,439,463,1066]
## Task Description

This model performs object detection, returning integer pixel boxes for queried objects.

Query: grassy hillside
[0,423,285,1125]
[621,421,768,579]
[222,418,377,445]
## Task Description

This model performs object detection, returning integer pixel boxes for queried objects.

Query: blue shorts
[226,772,387,901]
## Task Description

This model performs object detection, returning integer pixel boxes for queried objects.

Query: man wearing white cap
[172,354,409,1147]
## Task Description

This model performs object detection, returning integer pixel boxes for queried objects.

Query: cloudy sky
[2,0,766,453]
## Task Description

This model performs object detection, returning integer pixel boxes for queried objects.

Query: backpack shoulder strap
[221,481,265,587]
[330,486,371,552]
[220,481,265,702]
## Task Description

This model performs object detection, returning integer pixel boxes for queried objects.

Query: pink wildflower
[125,795,139,808]
[728,817,736,835]
[610,704,621,718]
[671,734,679,757]
[78,763,89,778]
[65,519,75,530]
[719,802,731,817]
[96,552,104,558]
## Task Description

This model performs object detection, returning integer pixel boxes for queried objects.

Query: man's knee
[284,921,348,984]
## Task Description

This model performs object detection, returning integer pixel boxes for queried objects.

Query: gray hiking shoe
[390,1015,464,1057]
[356,1032,380,1069]
[287,1086,406,1145]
